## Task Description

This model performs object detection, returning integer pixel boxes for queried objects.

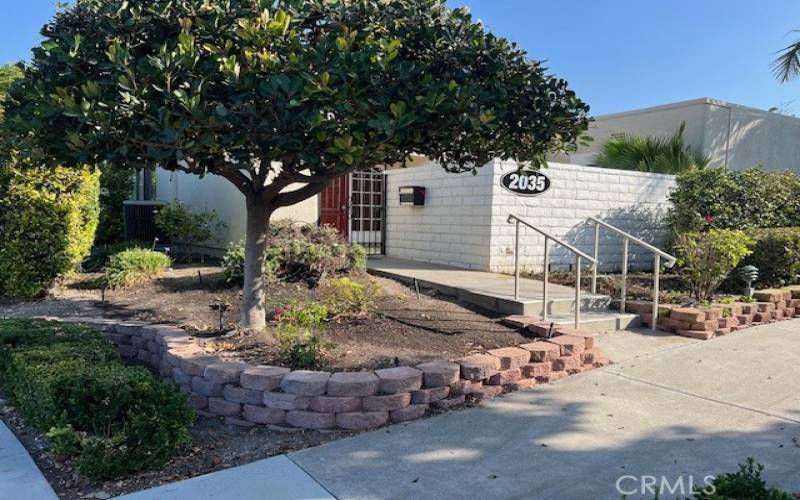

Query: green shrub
[82,241,146,272]
[318,277,379,316]
[0,319,193,480]
[103,249,171,289]
[0,165,100,298]
[741,228,800,288]
[154,201,225,259]
[667,167,800,236]
[274,323,333,370]
[675,229,754,301]
[96,165,135,245]
[279,302,329,328]
[693,458,792,499]
[222,220,364,284]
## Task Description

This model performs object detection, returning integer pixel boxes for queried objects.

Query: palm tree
[773,33,800,82]
[593,122,710,174]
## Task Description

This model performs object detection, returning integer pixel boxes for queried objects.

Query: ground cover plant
[693,458,793,500]
[0,319,194,480]
[103,249,172,289]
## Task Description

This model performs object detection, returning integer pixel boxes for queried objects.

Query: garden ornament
[738,265,758,298]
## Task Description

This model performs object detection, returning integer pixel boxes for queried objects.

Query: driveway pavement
[289,321,800,499]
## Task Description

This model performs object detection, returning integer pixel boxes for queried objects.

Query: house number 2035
[500,170,551,197]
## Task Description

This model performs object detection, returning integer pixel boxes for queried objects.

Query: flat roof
[594,97,800,122]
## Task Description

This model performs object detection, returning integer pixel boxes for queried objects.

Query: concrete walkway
[290,321,800,499]
[118,455,333,500]
[0,421,57,500]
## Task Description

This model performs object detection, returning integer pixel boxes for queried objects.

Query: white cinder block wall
[384,163,495,269]
[384,160,676,274]
[490,160,676,274]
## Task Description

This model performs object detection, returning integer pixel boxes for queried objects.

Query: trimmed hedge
[0,164,100,298]
[0,319,193,480]
[742,228,800,288]
[667,167,800,235]
[103,249,172,288]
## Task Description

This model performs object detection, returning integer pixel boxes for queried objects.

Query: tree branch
[272,168,351,207]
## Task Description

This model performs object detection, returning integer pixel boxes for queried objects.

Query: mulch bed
[0,394,339,499]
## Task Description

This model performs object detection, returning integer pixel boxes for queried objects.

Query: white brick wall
[384,160,676,274]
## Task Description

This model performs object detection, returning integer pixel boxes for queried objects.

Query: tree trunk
[240,194,272,329]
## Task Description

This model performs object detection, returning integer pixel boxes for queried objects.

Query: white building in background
[560,98,800,172]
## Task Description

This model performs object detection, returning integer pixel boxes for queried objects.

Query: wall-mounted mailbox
[399,186,425,206]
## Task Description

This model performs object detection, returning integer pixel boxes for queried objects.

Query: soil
[526,271,694,304]
[0,393,339,499]
[0,265,531,371]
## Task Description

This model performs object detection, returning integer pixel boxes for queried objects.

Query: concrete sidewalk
[0,420,57,500]
[290,321,800,499]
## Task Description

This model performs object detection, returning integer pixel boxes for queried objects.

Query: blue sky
[4,1,800,116]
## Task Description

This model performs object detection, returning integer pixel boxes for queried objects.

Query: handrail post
[591,222,600,294]
[621,238,629,314]
[652,254,661,332]
[542,238,549,321]
[575,255,581,328]
[514,219,520,300]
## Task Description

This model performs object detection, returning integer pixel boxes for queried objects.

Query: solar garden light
[738,265,758,298]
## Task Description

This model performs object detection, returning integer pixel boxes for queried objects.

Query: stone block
[136,349,150,363]
[410,386,450,404]
[432,395,466,410]
[362,393,411,412]
[553,327,595,350]
[520,342,561,362]
[263,392,311,410]
[375,366,423,393]
[415,362,459,388]
[772,309,785,320]
[172,367,192,386]
[208,397,241,417]
[505,379,537,391]
[690,320,717,331]
[188,393,208,410]
[702,308,723,321]
[580,349,600,365]
[179,355,219,377]
[146,340,160,353]
[191,376,224,397]
[281,370,331,396]
[501,316,538,329]
[552,354,582,372]
[335,411,388,430]
[717,317,738,329]
[309,396,362,413]
[458,354,501,380]
[130,336,148,349]
[526,322,557,338]
[243,405,286,425]
[114,320,148,335]
[754,290,784,303]
[545,335,585,355]
[240,366,290,391]
[449,380,472,396]
[737,314,753,326]
[486,369,521,386]
[548,370,569,382]
[225,417,255,428]
[204,362,249,384]
[714,328,732,336]
[223,385,263,405]
[757,302,776,313]
[670,308,706,323]
[520,362,551,379]
[327,372,379,397]
[286,410,335,430]
[390,404,428,422]
[784,307,795,318]
[486,347,531,370]
[118,344,138,358]
[677,330,714,340]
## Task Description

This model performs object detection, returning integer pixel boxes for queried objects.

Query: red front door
[319,175,350,240]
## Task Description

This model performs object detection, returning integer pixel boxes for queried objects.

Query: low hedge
[0,319,193,480]
[741,227,800,288]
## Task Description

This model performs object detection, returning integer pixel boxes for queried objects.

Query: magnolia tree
[6,0,590,328]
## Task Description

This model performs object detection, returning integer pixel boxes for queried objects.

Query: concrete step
[522,295,612,317]
[504,311,642,334]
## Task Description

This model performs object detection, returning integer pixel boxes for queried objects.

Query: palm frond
[773,33,800,82]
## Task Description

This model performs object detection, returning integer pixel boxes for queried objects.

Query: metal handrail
[587,217,677,331]
[507,214,597,328]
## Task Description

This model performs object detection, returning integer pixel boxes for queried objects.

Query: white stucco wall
[383,160,676,274]
[566,98,800,172]
[155,169,319,251]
